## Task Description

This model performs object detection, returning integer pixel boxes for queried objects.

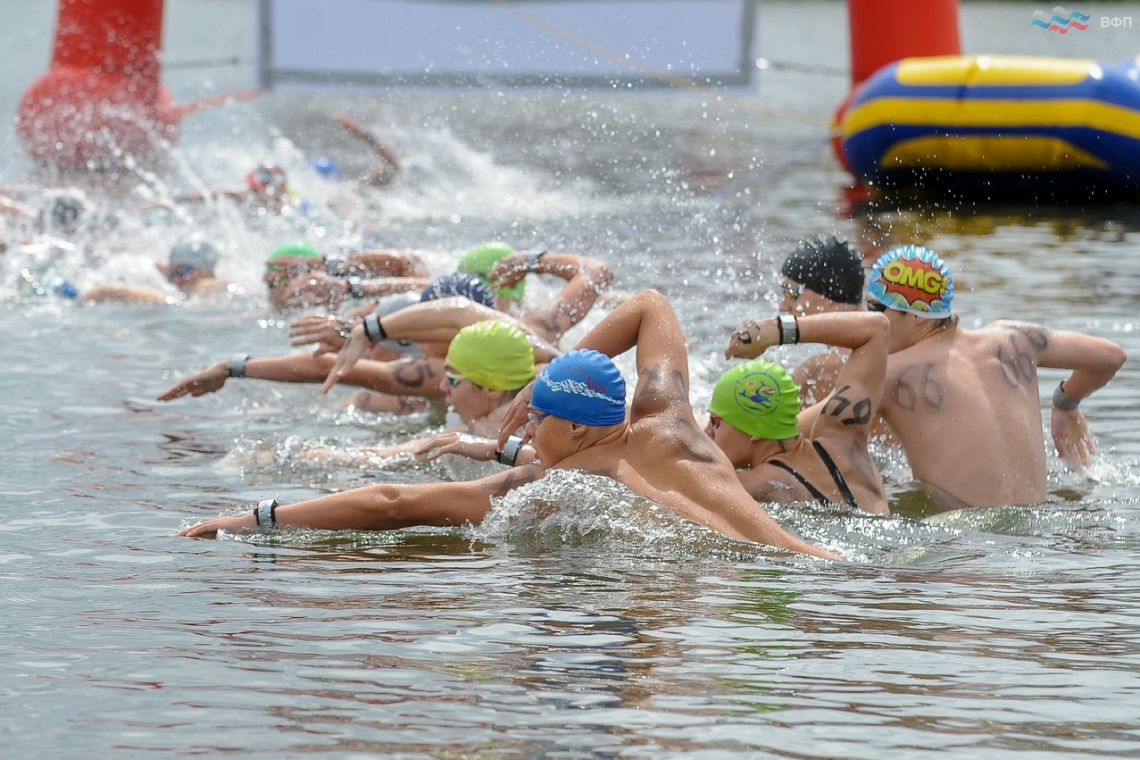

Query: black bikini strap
[768,460,830,504]
[812,440,860,510]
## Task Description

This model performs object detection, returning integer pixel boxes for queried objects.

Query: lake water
[3,1,1140,757]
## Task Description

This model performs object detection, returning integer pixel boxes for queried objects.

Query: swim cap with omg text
[866,245,954,318]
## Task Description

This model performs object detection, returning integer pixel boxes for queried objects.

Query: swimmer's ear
[569,422,589,438]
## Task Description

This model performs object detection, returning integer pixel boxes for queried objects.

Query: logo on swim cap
[866,245,953,318]
[709,360,800,440]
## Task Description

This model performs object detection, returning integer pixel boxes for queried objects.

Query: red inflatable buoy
[16,0,178,169]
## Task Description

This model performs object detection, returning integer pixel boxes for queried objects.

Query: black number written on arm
[822,385,873,426]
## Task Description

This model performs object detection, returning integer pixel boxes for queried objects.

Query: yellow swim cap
[446,320,535,391]
[457,241,525,301]
[709,360,800,440]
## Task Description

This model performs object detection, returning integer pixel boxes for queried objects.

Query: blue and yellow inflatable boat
[836,54,1140,194]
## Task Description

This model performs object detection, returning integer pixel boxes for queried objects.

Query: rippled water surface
[4,1,1140,757]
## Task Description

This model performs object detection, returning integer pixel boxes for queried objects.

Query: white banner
[256,0,759,91]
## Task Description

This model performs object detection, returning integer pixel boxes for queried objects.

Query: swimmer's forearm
[792,311,891,352]
[243,354,339,383]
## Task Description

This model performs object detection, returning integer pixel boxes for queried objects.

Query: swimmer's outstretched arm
[158,354,447,401]
[271,272,430,311]
[0,194,37,219]
[320,298,560,393]
[345,249,428,279]
[413,432,540,465]
[177,465,543,537]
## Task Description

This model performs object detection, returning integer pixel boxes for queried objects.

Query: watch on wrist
[227,352,250,378]
[253,498,279,528]
[346,276,365,299]
[324,254,347,277]
[1053,381,1080,411]
[496,435,524,466]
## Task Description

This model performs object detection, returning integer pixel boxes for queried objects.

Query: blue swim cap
[419,273,495,308]
[531,349,627,426]
[866,245,954,318]
[310,157,341,180]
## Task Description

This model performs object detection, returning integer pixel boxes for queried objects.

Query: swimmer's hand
[320,322,370,393]
[157,362,228,401]
[1051,406,1096,471]
[725,318,779,360]
[488,253,531,291]
[414,432,498,463]
[177,511,256,538]
[290,314,353,355]
[496,381,535,450]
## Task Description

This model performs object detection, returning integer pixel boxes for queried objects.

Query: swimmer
[81,235,229,303]
[313,244,614,392]
[798,245,1127,509]
[457,241,615,343]
[264,241,431,311]
[717,311,890,514]
[329,113,402,188]
[178,289,840,561]
[301,320,540,466]
[157,274,559,412]
[777,235,867,407]
[174,162,303,217]
[0,188,100,239]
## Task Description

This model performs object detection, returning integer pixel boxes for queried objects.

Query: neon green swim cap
[709,360,800,440]
[457,241,525,301]
[266,241,319,270]
[446,320,535,391]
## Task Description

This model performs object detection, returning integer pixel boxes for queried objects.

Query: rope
[164,55,249,71]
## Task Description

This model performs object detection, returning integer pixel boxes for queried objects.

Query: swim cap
[709,360,800,441]
[531,349,627,426]
[310,157,341,180]
[457,241,526,301]
[866,245,954,318]
[247,163,287,194]
[168,235,220,274]
[780,234,864,305]
[419,273,495,308]
[41,191,90,235]
[446,321,536,391]
[266,241,320,271]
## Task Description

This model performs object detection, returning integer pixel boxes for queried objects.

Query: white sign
[256,0,759,91]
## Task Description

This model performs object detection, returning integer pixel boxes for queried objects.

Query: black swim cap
[779,235,864,305]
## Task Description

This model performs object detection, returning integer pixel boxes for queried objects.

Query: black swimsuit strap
[811,440,861,510]
[768,460,831,504]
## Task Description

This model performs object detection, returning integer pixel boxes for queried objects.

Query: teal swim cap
[709,360,800,440]
[457,241,525,301]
